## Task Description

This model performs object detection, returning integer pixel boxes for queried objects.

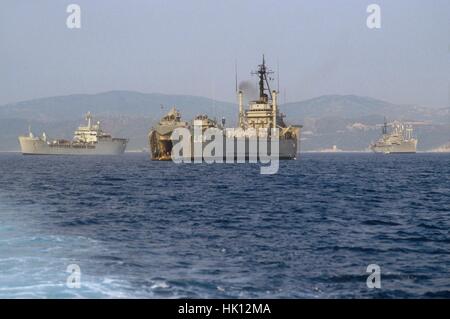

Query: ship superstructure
[232,56,300,159]
[370,119,417,154]
[18,113,128,155]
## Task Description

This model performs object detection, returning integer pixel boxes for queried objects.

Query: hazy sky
[1,0,449,107]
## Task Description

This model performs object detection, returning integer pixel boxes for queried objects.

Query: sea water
[0,153,449,298]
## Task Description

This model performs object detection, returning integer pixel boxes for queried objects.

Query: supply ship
[18,113,128,155]
[149,57,301,160]
[370,119,417,154]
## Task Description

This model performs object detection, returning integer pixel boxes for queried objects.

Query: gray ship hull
[223,137,299,160]
[19,136,127,155]
[150,133,299,161]
[371,140,417,154]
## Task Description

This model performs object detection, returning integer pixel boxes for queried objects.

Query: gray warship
[234,56,301,159]
[148,57,301,161]
[370,119,417,154]
[18,112,128,155]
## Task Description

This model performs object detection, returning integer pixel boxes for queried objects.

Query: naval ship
[233,56,301,159]
[149,109,220,161]
[148,57,301,161]
[370,119,417,154]
[18,113,128,155]
[149,107,189,160]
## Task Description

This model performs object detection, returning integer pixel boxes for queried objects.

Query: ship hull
[371,140,417,154]
[149,132,299,161]
[19,136,127,155]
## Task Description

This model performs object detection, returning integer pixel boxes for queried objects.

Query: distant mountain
[0,91,448,152]
[0,91,237,151]
[281,95,449,151]
[0,90,236,122]
[283,94,447,123]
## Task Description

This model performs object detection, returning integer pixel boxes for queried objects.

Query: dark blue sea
[0,153,449,298]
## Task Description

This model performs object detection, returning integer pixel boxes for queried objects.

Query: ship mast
[251,55,274,103]
[382,117,388,135]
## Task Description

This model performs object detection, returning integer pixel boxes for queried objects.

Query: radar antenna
[251,55,274,103]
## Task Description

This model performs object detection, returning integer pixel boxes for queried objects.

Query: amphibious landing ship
[149,107,189,160]
[370,119,417,154]
[148,57,301,161]
[18,113,128,155]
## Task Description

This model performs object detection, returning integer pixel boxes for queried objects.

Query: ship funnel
[86,112,92,128]
[272,90,277,129]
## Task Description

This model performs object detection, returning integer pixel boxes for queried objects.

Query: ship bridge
[73,112,110,144]
[236,56,292,134]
